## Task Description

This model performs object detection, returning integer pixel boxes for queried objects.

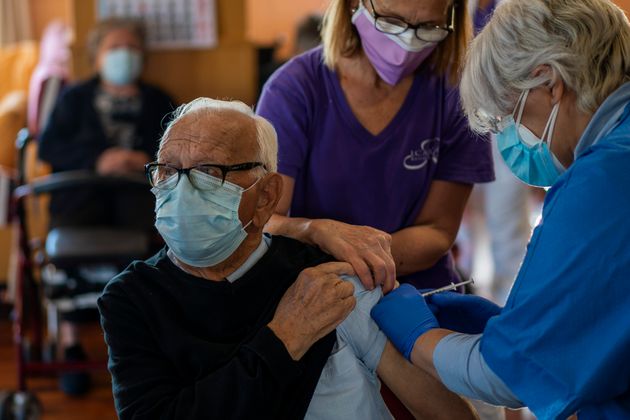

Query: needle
[421,278,475,298]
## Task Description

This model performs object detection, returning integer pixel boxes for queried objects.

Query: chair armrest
[13,170,148,200]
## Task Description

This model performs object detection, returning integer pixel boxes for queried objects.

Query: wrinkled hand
[310,219,395,293]
[371,284,438,360]
[268,262,357,360]
[425,292,502,334]
[96,148,150,175]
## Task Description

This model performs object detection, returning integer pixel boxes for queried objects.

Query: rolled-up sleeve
[336,275,387,372]
[433,333,522,408]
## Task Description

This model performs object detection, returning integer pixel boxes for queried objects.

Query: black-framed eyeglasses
[367,0,456,43]
[145,161,264,191]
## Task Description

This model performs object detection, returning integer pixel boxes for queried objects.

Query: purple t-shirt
[257,47,494,288]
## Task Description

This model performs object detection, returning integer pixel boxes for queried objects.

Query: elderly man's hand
[309,219,396,293]
[268,262,357,360]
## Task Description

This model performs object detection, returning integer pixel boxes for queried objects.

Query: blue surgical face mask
[100,47,143,86]
[496,89,566,187]
[152,171,260,268]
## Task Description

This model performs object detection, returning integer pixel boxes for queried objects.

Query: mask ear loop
[542,101,560,148]
[514,90,529,125]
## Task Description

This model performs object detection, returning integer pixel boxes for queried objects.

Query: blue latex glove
[370,284,438,360]
[425,292,502,334]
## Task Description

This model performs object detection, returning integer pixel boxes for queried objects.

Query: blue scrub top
[481,87,630,419]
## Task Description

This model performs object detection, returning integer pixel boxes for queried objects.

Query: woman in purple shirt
[257,0,494,292]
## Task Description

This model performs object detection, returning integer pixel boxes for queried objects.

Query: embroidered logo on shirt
[403,138,440,170]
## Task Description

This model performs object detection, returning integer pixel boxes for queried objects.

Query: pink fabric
[27,21,71,134]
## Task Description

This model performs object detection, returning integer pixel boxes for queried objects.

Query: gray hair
[160,98,278,172]
[87,17,146,65]
[461,0,630,133]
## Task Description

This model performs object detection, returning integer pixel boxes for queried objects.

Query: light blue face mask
[101,47,143,86]
[152,171,259,268]
[496,89,566,187]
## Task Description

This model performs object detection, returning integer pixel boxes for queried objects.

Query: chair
[8,19,154,395]
[12,166,152,391]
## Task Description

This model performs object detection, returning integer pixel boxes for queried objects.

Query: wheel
[13,392,42,420]
[0,391,15,420]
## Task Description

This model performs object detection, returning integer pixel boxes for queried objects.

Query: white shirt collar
[225,234,272,283]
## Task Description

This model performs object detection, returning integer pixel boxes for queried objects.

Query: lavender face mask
[352,2,437,85]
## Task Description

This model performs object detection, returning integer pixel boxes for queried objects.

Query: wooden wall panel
[43,0,257,105]
[615,0,630,14]
[246,0,329,60]
[28,0,72,40]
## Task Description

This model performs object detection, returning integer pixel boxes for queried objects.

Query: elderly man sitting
[98,98,474,419]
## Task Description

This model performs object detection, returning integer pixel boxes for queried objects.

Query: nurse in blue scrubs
[370,0,630,418]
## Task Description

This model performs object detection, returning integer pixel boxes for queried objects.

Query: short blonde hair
[321,0,471,85]
[461,0,630,133]
[160,98,279,172]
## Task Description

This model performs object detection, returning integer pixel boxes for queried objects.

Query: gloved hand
[370,284,438,360]
[425,292,502,334]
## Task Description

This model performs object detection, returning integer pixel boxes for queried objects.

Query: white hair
[159,97,278,172]
[461,0,630,133]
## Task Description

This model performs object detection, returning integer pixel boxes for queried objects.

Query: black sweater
[38,76,174,219]
[98,236,336,420]
[39,76,173,172]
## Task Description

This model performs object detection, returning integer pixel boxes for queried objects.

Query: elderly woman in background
[370,0,630,418]
[39,17,173,230]
[38,17,173,395]
[257,0,494,293]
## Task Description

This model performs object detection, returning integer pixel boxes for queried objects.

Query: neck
[557,109,594,168]
[100,79,139,97]
[170,233,262,281]
[338,50,407,90]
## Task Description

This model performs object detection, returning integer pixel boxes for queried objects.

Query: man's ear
[252,173,284,229]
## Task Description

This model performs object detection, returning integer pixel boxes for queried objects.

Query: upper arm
[412,180,473,243]
[434,86,494,185]
[335,275,387,371]
[256,61,313,181]
[38,88,75,160]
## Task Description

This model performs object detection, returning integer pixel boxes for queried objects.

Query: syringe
[421,278,475,298]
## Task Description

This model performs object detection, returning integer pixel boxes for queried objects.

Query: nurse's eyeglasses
[145,162,264,191]
[368,0,456,43]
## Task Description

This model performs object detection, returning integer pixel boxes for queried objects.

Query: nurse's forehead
[158,110,258,164]
[376,0,448,23]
